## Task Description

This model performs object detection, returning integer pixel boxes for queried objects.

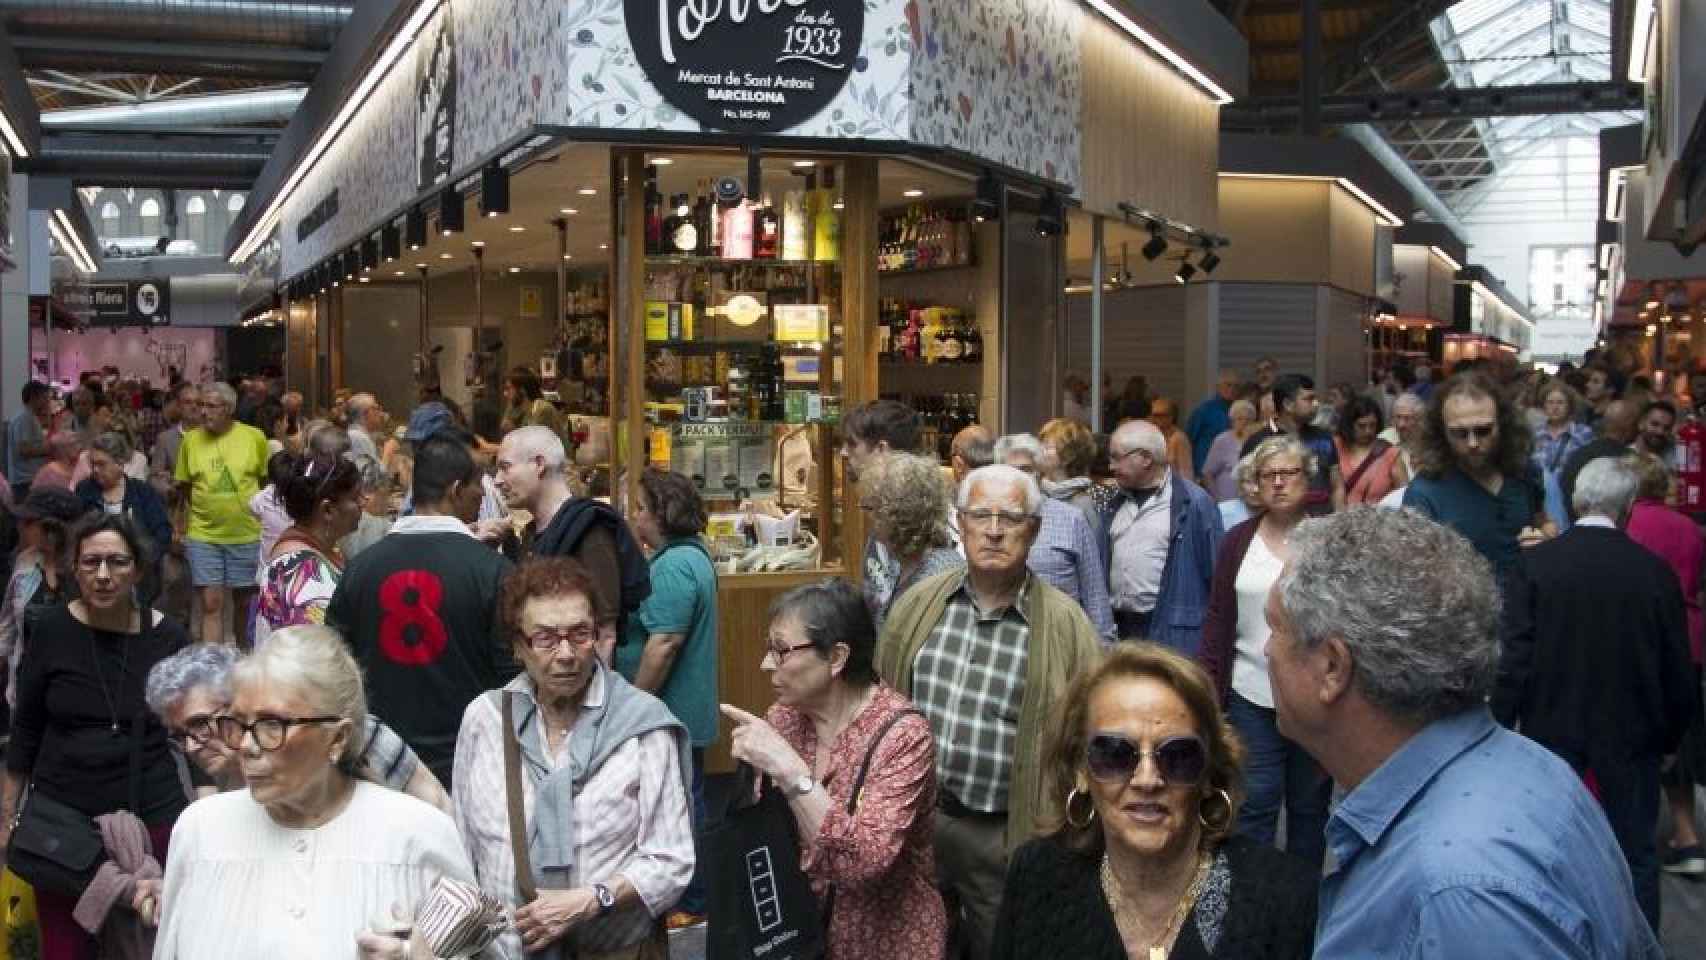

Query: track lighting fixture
[971,171,1000,223]
[1142,226,1167,261]
[438,185,464,236]
[405,207,427,250]
[360,237,378,272]
[381,224,401,262]
[1036,190,1064,238]
[1175,261,1197,284]
[1199,250,1221,274]
[480,163,510,218]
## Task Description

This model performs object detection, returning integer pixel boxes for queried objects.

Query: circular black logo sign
[628,0,864,133]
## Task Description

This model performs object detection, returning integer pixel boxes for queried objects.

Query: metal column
[1301,0,1322,136]
[1090,215,1104,433]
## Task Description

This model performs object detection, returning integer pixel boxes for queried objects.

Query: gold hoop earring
[1198,788,1233,831]
[1065,787,1097,830]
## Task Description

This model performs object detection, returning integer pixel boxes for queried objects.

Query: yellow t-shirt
[174,423,270,544]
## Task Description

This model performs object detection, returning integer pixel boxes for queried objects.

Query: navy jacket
[76,477,173,565]
[1098,471,1224,655]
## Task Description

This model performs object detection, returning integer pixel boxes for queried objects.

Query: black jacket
[992,835,1316,960]
[532,498,650,620]
[1497,525,1699,767]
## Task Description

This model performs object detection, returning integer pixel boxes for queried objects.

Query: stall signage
[671,421,776,496]
[628,0,865,132]
[63,280,171,327]
[296,189,340,244]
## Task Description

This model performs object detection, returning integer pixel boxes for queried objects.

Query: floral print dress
[255,544,341,648]
[768,685,948,960]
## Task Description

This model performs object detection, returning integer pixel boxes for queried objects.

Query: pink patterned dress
[768,684,948,960]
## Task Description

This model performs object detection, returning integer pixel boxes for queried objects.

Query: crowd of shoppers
[0,352,1692,960]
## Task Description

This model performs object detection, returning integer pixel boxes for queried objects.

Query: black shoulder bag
[820,709,924,929]
[7,611,151,898]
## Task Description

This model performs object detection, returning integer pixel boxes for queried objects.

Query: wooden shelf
[646,256,840,268]
[878,261,977,277]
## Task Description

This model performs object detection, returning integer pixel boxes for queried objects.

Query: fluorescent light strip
[49,214,95,274]
[0,109,28,159]
[232,0,444,264]
[52,209,96,273]
[1597,242,1614,271]
[1429,245,1463,273]
[1629,0,1656,83]
[1603,165,1641,222]
[1220,173,1403,227]
[1083,0,1233,105]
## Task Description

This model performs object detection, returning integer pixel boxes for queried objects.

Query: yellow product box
[645,301,670,341]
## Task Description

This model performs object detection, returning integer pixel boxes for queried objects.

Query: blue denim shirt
[1316,708,1662,959]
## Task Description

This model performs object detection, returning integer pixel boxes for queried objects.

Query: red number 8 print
[377,570,448,665]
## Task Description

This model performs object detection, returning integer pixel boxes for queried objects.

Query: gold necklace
[1100,850,1212,960]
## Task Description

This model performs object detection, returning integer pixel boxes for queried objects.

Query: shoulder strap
[500,692,539,904]
[823,707,924,933]
[1341,440,1390,496]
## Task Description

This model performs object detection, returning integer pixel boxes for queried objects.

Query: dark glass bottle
[644,166,662,256]
[666,194,699,254]
[755,193,779,259]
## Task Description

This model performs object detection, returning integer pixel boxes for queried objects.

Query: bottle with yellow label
[813,167,841,262]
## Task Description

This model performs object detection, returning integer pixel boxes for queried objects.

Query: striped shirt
[911,577,1032,814]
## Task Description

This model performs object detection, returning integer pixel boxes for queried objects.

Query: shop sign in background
[626,0,866,132]
[62,279,171,328]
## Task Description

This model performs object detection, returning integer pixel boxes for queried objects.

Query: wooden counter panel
[706,570,840,773]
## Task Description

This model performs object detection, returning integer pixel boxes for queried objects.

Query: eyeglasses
[1258,467,1305,484]
[958,508,1034,532]
[1446,424,1496,442]
[522,625,598,653]
[77,553,135,574]
[166,714,219,751]
[764,640,817,665]
[1109,448,1145,464]
[1085,733,1208,786]
[215,714,342,752]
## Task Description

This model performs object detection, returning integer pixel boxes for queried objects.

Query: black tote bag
[704,764,826,960]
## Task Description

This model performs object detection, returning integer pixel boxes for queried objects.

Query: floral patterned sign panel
[280,0,1082,279]
[908,0,1083,189]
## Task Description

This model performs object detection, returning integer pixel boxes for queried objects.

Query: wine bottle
[666,194,699,254]
[722,199,754,260]
[755,193,779,260]
[644,166,663,256]
[782,188,809,261]
[813,167,841,262]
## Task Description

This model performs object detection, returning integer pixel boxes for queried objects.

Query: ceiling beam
[1223,80,1643,126]
[1325,0,1460,92]
[12,36,322,83]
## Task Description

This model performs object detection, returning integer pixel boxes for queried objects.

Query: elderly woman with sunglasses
[0,513,191,960]
[721,578,946,960]
[992,644,1316,960]
[154,625,480,959]
[1198,435,1332,870]
[143,643,449,808]
[453,557,693,959]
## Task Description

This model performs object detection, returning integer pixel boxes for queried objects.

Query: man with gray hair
[175,382,269,644]
[877,464,1100,960]
[1268,507,1663,957]
[1098,418,1221,649]
[345,392,384,465]
[994,432,1114,639]
[949,424,994,485]
[1499,456,1698,934]
[493,425,648,656]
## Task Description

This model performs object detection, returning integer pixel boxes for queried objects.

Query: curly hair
[863,452,952,559]
[1039,417,1097,479]
[1334,394,1384,444]
[1038,644,1245,855]
[638,469,707,539]
[1537,380,1584,421]
[1414,372,1533,479]
[500,556,601,642]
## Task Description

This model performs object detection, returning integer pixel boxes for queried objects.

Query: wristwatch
[592,882,615,917]
[789,774,816,798]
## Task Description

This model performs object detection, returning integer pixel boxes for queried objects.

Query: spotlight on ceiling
[381,224,401,262]
[1199,249,1221,274]
[479,163,510,218]
[1175,261,1197,285]
[1036,190,1064,238]
[438,185,464,236]
[1142,226,1167,261]
[405,207,427,250]
[971,171,1000,223]
[360,236,378,272]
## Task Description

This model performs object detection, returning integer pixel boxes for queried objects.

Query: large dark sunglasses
[1085,733,1208,786]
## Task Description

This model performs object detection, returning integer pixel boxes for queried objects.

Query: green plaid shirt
[911,576,1032,814]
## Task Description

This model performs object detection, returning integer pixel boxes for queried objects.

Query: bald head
[1600,398,1640,444]
[494,425,569,513]
[950,425,995,483]
[501,426,567,470]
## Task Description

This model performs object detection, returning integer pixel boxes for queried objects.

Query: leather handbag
[821,709,923,929]
[8,712,143,898]
[500,692,539,905]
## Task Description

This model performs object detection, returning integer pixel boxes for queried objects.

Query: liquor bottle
[692,180,712,256]
[666,194,699,254]
[961,314,982,364]
[706,181,723,257]
[755,194,779,260]
[781,188,809,261]
[722,199,754,260]
[813,167,841,262]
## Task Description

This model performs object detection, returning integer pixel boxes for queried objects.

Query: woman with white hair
[144,641,448,808]
[1201,398,1259,502]
[153,625,477,958]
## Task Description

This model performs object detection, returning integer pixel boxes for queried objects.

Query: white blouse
[1231,532,1285,708]
[153,781,480,959]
